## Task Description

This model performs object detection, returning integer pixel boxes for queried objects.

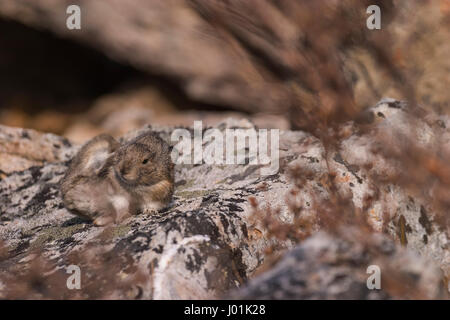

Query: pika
[111,132,175,215]
[60,131,174,226]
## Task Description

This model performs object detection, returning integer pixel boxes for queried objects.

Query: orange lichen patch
[368,208,381,221]
[366,208,382,233]
[248,227,263,241]
[336,175,351,183]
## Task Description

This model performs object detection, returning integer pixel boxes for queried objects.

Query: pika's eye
[142,158,149,164]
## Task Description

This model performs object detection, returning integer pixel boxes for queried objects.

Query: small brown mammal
[60,131,174,226]
[111,132,175,214]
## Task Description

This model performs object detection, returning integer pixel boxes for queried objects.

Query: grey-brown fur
[60,132,174,225]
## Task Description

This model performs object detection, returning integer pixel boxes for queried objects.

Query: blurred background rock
[0,0,448,143]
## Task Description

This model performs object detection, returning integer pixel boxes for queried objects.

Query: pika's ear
[96,154,115,176]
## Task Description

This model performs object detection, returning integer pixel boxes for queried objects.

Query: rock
[330,98,450,281]
[0,0,290,115]
[0,119,296,299]
[1,0,448,132]
[0,125,77,174]
[64,84,289,144]
[0,99,448,299]
[229,230,446,299]
[344,1,450,112]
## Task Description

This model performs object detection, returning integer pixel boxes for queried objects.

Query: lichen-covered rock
[0,119,300,299]
[0,125,77,175]
[328,98,450,281]
[229,230,446,299]
[0,99,448,299]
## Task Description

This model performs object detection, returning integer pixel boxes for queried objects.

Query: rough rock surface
[0,119,294,299]
[0,125,77,175]
[229,230,446,299]
[0,99,448,299]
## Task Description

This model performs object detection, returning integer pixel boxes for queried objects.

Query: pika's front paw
[140,201,165,215]
[93,215,114,226]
